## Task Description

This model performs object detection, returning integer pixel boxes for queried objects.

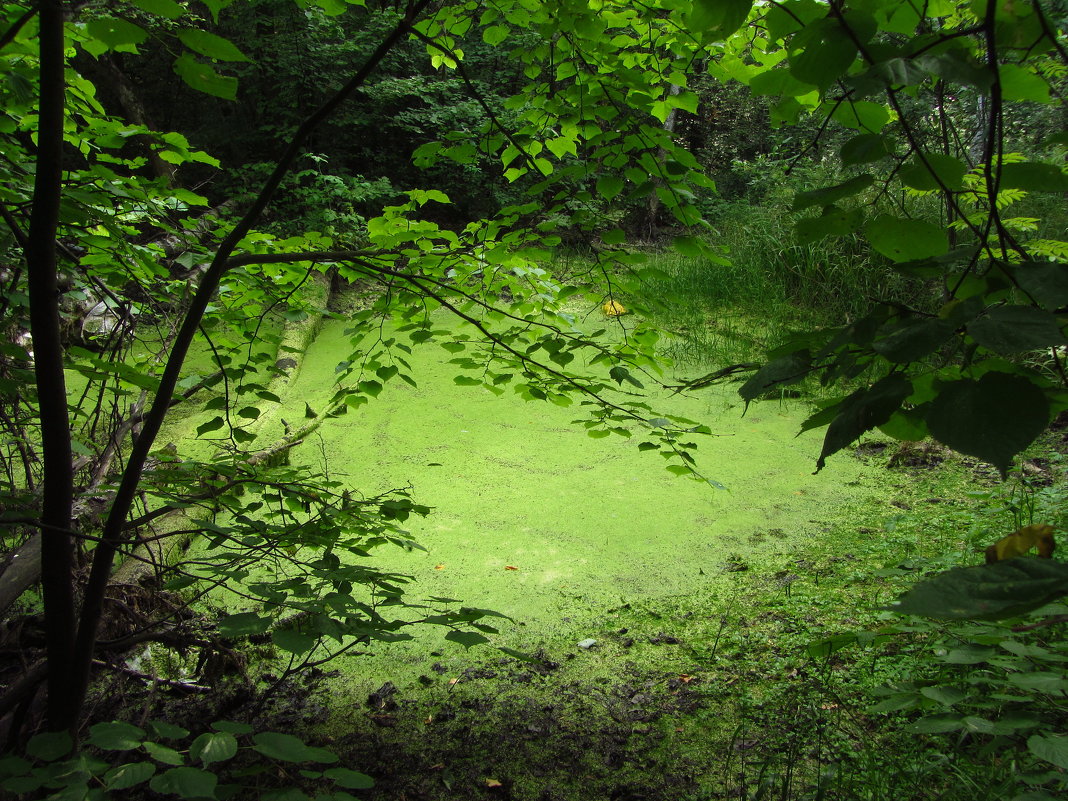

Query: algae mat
[266,316,895,656]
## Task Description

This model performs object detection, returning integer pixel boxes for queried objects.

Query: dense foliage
[0,0,1065,798]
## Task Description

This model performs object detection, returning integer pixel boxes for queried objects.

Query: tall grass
[642,200,936,367]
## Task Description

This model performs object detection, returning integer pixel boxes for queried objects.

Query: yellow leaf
[602,300,627,317]
[984,523,1056,563]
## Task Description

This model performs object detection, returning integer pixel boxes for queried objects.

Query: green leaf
[323,767,375,789]
[190,731,238,767]
[968,306,1068,354]
[196,416,225,436]
[26,731,73,761]
[911,713,964,733]
[1028,735,1068,770]
[482,25,509,46]
[999,64,1051,102]
[237,406,260,420]
[793,175,873,210]
[149,722,191,741]
[900,154,967,192]
[687,0,753,40]
[218,611,271,636]
[272,628,318,655]
[795,205,863,244]
[672,235,705,258]
[445,629,491,648]
[173,53,238,100]
[149,767,218,798]
[252,732,338,763]
[830,101,890,133]
[739,350,811,403]
[925,372,1049,474]
[104,762,156,791]
[131,0,185,19]
[87,721,146,750]
[596,175,624,200]
[749,68,816,97]
[878,407,928,442]
[891,557,1068,620]
[1014,262,1068,310]
[177,29,251,62]
[143,742,185,766]
[609,366,644,389]
[816,374,911,471]
[840,134,889,165]
[865,215,949,262]
[1000,162,1068,193]
[872,317,956,363]
[790,18,858,89]
[86,18,149,52]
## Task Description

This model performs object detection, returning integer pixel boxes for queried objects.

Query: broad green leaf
[445,629,491,648]
[1029,735,1068,770]
[218,611,271,636]
[911,713,963,733]
[609,366,643,388]
[104,762,156,791]
[1000,162,1068,192]
[196,416,225,436]
[878,407,928,442]
[866,215,949,262]
[687,0,753,40]
[915,52,992,90]
[891,557,1068,620]
[919,685,968,706]
[926,372,1048,474]
[999,64,1051,102]
[1014,261,1068,310]
[149,767,218,798]
[840,134,889,165]
[968,306,1068,354]
[173,53,238,100]
[816,374,911,471]
[899,153,967,192]
[739,350,811,402]
[795,205,863,244]
[872,317,956,363]
[749,68,815,97]
[143,742,185,766]
[596,175,624,200]
[190,731,238,767]
[1009,672,1068,692]
[482,25,510,46]
[672,235,705,258]
[793,175,873,210]
[26,731,73,761]
[131,0,185,19]
[87,721,146,750]
[86,18,149,52]
[177,29,251,62]
[830,100,890,133]
[237,406,260,420]
[272,628,318,655]
[790,18,858,89]
[252,732,338,763]
[323,767,375,789]
[149,722,190,741]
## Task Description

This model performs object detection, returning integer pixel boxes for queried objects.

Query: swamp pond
[162,312,986,800]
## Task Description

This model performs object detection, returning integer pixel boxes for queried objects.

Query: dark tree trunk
[26,0,77,732]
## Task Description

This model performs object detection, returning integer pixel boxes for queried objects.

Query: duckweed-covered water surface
[212,314,908,658]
